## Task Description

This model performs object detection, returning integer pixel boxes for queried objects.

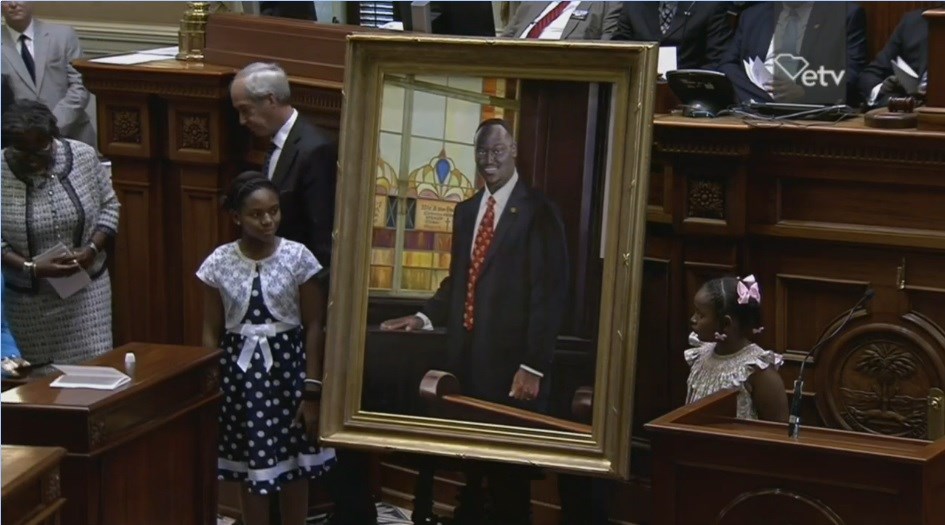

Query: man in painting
[230,62,376,525]
[501,1,622,40]
[381,118,570,524]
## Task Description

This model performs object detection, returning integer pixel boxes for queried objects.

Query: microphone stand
[787,289,875,438]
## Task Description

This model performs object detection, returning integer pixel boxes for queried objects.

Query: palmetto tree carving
[854,343,918,412]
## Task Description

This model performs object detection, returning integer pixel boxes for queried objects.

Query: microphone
[787,288,875,438]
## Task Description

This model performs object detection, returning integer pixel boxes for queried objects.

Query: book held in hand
[49,365,131,390]
[33,242,91,299]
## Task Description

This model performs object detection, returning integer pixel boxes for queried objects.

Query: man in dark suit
[381,118,569,524]
[502,1,621,40]
[611,1,734,69]
[858,8,931,107]
[230,62,375,525]
[718,1,867,105]
[230,62,336,280]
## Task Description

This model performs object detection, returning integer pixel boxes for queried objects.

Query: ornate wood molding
[179,113,211,151]
[687,178,725,219]
[110,107,142,144]
[768,143,945,166]
[654,141,749,157]
[83,78,229,100]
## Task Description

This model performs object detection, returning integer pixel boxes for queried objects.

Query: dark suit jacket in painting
[718,2,867,105]
[270,116,337,280]
[858,9,929,106]
[502,1,621,40]
[420,181,569,411]
[1,20,96,146]
[611,1,734,69]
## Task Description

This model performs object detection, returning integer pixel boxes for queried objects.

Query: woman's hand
[33,254,81,278]
[73,247,97,270]
[294,399,320,443]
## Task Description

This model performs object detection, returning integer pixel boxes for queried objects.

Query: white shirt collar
[272,108,298,149]
[6,20,34,43]
[482,170,518,210]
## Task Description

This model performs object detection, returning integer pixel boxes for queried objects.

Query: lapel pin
[510,207,518,214]
[572,9,588,20]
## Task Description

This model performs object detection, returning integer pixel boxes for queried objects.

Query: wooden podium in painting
[0,344,222,525]
[646,390,945,525]
[2,445,67,525]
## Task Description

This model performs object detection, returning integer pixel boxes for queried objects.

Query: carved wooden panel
[687,178,725,220]
[179,168,231,345]
[109,159,168,346]
[167,102,223,164]
[97,97,152,158]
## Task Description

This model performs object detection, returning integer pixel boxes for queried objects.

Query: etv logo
[774,53,845,87]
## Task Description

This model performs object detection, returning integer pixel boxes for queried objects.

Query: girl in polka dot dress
[198,171,334,524]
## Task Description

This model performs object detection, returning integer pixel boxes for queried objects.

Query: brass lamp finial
[177,2,211,62]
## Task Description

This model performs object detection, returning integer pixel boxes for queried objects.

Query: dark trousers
[558,474,611,525]
[325,449,378,524]
[453,461,534,525]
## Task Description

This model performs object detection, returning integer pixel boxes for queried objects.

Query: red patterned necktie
[525,2,570,39]
[463,196,496,331]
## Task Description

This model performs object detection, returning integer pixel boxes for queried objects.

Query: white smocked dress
[685,335,783,420]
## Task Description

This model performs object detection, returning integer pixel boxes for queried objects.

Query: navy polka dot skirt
[216,269,335,494]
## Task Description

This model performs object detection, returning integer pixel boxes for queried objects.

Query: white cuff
[519,364,544,378]
[414,312,434,331]
[868,83,882,106]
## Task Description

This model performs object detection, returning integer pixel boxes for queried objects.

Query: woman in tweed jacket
[1,100,120,365]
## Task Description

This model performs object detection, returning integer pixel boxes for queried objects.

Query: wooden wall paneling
[861,2,941,58]
[646,152,673,224]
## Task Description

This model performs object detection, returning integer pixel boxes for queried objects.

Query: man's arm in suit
[523,198,569,374]
[600,2,623,39]
[500,3,534,37]
[716,11,771,103]
[609,2,636,41]
[420,204,465,327]
[300,139,338,280]
[702,3,735,69]
[844,4,868,104]
[51,26,91,134]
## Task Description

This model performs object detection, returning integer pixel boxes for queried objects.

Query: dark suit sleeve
[858,11,902,103]
[610,2,635,41]
[703,3,735,69]
[717,14,772,103]
[300,141,337,279]
[844,4,868,104]
[523,199,569,373]
[420,204,463,326]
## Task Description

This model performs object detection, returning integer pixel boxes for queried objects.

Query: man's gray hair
[234,62,291,104]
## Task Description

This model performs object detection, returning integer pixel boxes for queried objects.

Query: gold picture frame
[322,34,657,478]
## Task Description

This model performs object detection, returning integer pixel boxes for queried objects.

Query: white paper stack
[744,56,773,91]
[50,365,131,390]
[892,56,919,94]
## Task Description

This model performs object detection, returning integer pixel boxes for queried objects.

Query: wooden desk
[2,445,67,525]
[1,344,222,525]
[646,390,945,525]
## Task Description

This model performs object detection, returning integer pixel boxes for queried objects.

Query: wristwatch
[302,378,322,401]
[22,260,35,278]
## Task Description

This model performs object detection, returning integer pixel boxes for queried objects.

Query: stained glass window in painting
[372,74,519,296]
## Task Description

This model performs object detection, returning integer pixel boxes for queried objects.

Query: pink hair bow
[737,274,761,304]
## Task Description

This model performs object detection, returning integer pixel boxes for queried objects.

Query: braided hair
[223,171,278,213]
[701,276,763,335]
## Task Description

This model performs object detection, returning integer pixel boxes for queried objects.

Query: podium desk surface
[647,390,945,464]
[1,445,66,498]
[0,343,220,410]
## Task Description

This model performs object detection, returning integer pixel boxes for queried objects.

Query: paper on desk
[89,53,170,65]
[139,45,179,57]
[33,243,90,299]
[658,46,677,77]
[892,56,919,94]
[50,365,131,390]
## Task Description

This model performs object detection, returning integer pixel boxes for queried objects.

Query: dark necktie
[526,2,570,39]
[777,8,800,55]
[659,1,678,35]
[261,141,277,179]
[19,35,35,83]
[463,196,496,331]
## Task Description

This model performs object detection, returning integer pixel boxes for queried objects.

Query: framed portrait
[322,34,657,478]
